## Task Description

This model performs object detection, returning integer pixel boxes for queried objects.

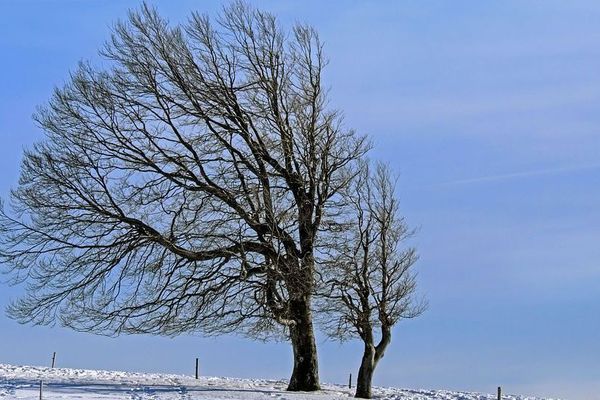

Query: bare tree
[319,162,426,398]
[0,2,368,391]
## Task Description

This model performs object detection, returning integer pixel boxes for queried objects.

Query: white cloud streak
[434,162,600,187]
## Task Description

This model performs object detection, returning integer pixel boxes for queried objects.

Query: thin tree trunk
[287,295,320,391]
[355,328,390,399]
[355,344,375,398]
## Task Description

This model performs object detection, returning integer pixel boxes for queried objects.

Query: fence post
[497,386,501,400]
[39,380,43,400]
[195,358,199,379]
[348,373,352,389]
[51,352,56,368]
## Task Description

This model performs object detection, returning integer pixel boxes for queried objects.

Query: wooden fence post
[195,358,199,379]
[51,352,56,368]
[497,386,501,400]
[39,380,43,400]
[348,373,352,389]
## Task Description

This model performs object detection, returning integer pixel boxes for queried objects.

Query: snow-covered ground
[0,363,556,400]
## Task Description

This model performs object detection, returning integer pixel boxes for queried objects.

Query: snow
[0,363,557,400]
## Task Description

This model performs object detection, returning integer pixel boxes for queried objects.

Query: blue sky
[1,1,600,399]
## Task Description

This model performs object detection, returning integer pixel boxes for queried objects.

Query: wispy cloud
[433,162,600,187]
[364,83,600,125]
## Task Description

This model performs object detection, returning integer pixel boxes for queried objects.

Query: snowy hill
[0,363,556,400]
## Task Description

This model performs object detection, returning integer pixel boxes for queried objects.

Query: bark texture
[355,327,390,398]
[355,344,376,399]
[288,296,320,391]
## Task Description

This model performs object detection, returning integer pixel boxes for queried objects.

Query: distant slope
[0,363,556,400]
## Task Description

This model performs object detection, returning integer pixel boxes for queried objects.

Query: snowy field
[0,364,556,400]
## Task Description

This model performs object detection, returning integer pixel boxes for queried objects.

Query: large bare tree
[319,163,426,398]
[0,2,368,391]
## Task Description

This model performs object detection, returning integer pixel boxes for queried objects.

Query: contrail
[433,162,600,187]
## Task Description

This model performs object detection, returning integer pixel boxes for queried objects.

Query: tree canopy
[0,2,424,395]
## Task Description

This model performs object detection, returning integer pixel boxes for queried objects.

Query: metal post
[497,386,501,400]
[349,373,352,389]
[51,352,56,368]
[195,358,199,379]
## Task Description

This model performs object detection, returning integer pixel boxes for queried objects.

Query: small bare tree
[0,2,368,391]
[319,162,426,399]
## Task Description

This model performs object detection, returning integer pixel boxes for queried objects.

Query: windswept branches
[0,2,369,391]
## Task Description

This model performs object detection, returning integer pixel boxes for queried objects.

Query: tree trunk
[355,344,375,398]
[355,327,390,399]
[287,295,320,391]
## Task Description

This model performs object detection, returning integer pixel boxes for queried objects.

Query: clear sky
[1,1,599,399]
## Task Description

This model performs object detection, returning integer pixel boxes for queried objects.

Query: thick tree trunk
[287,296,320,391]
[355,344,376,399]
